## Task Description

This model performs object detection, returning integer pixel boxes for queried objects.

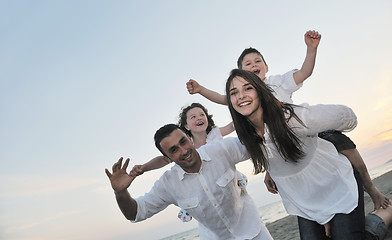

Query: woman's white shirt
[265,103,359,224]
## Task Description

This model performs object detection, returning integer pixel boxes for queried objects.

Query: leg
[374,205,392,227]
[318,130,356,153]
[329,202,365,239]
[318,131,390,210]
[355,167,366,234]
[340,148,390,210]
[328,167,365,239]
[297,216,329,240]
[364,206,392,240]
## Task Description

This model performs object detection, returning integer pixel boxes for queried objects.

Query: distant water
[160,229,199,240]
[160,160,392,240]
[369,160,392,179]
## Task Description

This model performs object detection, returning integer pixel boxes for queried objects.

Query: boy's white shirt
[265,69,301,103]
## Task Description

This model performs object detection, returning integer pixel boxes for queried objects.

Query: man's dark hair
[154,124,181,157]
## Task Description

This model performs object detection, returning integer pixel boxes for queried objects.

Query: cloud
[374,128,392,138]
[371,128,392,143]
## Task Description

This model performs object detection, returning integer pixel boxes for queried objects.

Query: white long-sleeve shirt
[266,103,358,224]
[266,69,301,104]
[134,137,272,240]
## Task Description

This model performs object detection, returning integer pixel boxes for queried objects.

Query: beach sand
[266,170,392,240]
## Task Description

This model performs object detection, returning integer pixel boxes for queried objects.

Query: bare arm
[115,189,138,221]
[264,171,278,194]
[105,158,138,220]
[340,149,390,210]
[140,155,171,172]
[293,30,321,85]
[186,79,228,105]
[219,122,235,137]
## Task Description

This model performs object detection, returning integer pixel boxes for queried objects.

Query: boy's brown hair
[237,47,267,69]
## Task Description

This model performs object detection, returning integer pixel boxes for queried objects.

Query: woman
[225,69,363,239]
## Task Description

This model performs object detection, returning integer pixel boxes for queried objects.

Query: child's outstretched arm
[293,30,321,85]
[186,79,228,105]
[219,122,235,137]
[133,156,172,174]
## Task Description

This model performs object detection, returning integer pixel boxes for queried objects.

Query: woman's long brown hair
[226,69,305,174]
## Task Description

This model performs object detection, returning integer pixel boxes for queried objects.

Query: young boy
[186,30,390,213]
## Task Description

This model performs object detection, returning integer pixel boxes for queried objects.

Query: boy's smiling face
[241,52,269,81]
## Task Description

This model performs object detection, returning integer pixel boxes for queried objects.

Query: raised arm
[293,30,321,85]
[219,122,235,137]
[186,79,228,105]
[105,157,138,221]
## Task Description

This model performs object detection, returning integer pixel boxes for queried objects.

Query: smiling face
[159,129,201,173]
[185,107,208,134]
[241,52,268,81]
[178,103,215,138]
[229,76,262,121]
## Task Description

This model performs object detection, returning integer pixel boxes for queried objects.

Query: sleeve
[206,126,223,143]
[133,175,174,222]
[280,69,302,92]
[267,69,302,103]
[288,103,357,137]
[219,137,249,164]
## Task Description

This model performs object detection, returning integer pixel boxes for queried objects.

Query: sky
[1,1,392,239]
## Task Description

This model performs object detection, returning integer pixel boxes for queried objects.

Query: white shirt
[206,126,223,143]
[134,137,272,240]
[265,69,301,104]
[265,103,359,224]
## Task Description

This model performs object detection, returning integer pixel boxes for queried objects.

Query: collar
[173,149,212,181]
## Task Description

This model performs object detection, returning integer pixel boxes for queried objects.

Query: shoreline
[266,170,392,239]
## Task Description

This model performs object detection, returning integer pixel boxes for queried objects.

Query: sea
[160,160,392,240]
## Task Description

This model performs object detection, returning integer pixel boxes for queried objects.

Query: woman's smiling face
[229,76,262,119]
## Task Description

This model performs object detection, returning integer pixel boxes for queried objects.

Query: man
[105,124,272,240]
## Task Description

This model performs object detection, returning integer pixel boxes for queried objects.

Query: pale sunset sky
[1,1,392,240]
